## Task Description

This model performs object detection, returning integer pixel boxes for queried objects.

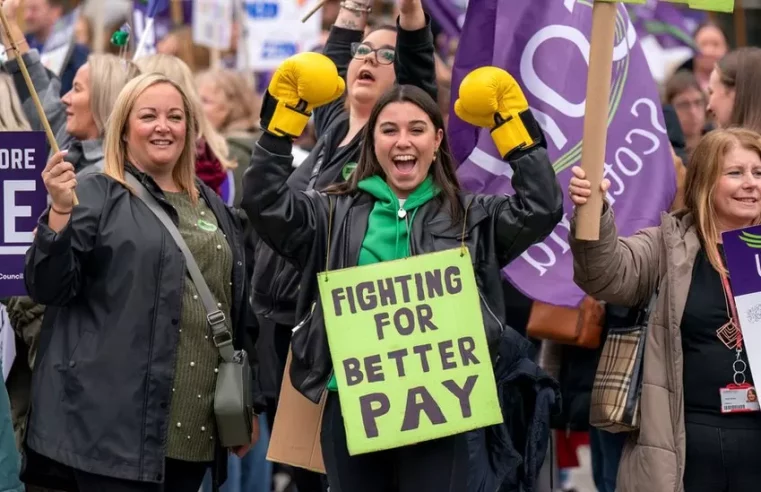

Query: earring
[433,148,439,162]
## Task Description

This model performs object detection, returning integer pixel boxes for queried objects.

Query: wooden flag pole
[0,6,78,205]
[302,0,328,23]
[574,0,617,240]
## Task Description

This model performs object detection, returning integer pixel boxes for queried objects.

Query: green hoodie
[326,174,439,391]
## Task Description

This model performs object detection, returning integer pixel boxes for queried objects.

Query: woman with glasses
[665,70,709,159]
[250,2,437,489]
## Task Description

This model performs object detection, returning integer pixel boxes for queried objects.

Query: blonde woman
[136,53,236,196]
[1,0,140,174]
[21,73,263,491]
[569,128,761,491]
[196,68,261,206]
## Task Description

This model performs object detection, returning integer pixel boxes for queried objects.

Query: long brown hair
[329,84,464,224]
[716,47,761,133]
[684,127,761,274]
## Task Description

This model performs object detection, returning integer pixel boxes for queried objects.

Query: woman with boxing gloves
[241,52,563,491]
[251,3,438,488]
[568,128,761,491]
[22,73,263,491]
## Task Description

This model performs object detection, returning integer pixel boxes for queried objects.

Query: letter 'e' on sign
[0,131,48,298]
[317,248,503,455]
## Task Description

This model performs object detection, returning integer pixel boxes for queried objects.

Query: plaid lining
[590,331,642,432]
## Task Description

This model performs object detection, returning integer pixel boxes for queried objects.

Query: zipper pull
[397,207,407,219]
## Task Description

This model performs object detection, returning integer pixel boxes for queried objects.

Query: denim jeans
[201,413,273,492]
[589,428,627,492]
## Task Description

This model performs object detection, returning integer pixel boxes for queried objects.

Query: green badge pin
[342,162,358,181]
[197,219,218,232]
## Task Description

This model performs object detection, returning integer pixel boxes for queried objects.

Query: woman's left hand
[397,0,422,14]
[231,416,261,458]
[397,0,425,29]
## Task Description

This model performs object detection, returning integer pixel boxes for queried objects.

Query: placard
[317,249,502,455]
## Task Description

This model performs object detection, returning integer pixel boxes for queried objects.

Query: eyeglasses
[350,42,395,65]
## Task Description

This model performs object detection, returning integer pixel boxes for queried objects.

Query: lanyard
[718,272,748,385]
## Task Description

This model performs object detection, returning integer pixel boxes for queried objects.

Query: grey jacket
[4,50,104,174]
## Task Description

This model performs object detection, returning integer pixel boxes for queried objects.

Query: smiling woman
[21,72,264,491]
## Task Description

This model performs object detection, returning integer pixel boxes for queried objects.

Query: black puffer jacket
[23,166,263,485]
[242,134,564,403]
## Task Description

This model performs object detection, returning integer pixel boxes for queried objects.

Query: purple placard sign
[722,225,761,393]
[0,132,48,297]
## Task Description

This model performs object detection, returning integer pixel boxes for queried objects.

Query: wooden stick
[574,1,617,240]
[0,7,78,206]
[302,0,328,23]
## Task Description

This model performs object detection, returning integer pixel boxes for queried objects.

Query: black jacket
[242,134,564,403]
[23,167,262,484]
[467,328,561,492]
[251,16,438,326]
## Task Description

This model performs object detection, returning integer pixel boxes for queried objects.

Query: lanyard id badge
[718,273,760,413]
[720,383,761,413]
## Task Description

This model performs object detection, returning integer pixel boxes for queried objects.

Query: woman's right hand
[42,151,76,212]
[568,166,610,206]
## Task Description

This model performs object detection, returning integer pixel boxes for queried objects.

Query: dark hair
[328,84,464,225]
[664,69,702,105]
[716,47,761,133]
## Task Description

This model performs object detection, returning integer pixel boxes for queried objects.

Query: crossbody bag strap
[125,174,236,363]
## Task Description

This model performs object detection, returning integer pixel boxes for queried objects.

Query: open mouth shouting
[392,154,417,175]
[357,68,376,84]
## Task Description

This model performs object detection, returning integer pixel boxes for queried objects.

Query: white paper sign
[193,0,235,50]
[0,306,16,381]
[240,0,321,71]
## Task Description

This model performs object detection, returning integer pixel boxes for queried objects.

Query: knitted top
[162,191,233,462]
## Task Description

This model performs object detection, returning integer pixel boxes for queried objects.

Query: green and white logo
[740,231,761,249]
[342,162,358,181]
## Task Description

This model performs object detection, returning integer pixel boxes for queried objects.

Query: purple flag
[450,0,676,308]
[0,132,48,298]
[423,0,465,38]
[628,0,706,50]
[146,0,170,18]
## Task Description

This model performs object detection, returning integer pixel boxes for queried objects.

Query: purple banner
[0,132,48,298]
[627,0,706,50]
[723,227,761,298]
[449,0,676,308]
[423,0,466,37]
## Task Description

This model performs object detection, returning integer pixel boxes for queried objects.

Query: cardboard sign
[615,0,734,13]
[0,132,48,298]
[266,350,326,474]
[317,248,502,456]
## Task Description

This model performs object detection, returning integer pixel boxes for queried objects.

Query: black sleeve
[313,27,364,138]
[395,14,438,103]
[475,146,564,267]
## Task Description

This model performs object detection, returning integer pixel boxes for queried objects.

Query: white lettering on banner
[0,148,36,170]
[3,180,35,244]
[520,98,663,274]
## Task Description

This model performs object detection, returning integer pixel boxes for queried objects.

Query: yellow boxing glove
[454,66,543,159]
[260,52,346,138]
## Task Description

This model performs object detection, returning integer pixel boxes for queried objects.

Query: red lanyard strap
[720,274,740,326]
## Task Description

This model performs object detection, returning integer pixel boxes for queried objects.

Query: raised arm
[0,3,69,146]
[25,171,108,306]
[395,0,437,102]
[241,52,345,268]
[568,205,662,308]
[313,0,370,136]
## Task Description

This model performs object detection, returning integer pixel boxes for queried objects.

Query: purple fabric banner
[422,0,466,38]
[0,132,48,298]
[628,0,706,50]
[449,0,676,308]
[723,227,761,298]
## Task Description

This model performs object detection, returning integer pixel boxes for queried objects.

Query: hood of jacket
[356,174,439,264]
